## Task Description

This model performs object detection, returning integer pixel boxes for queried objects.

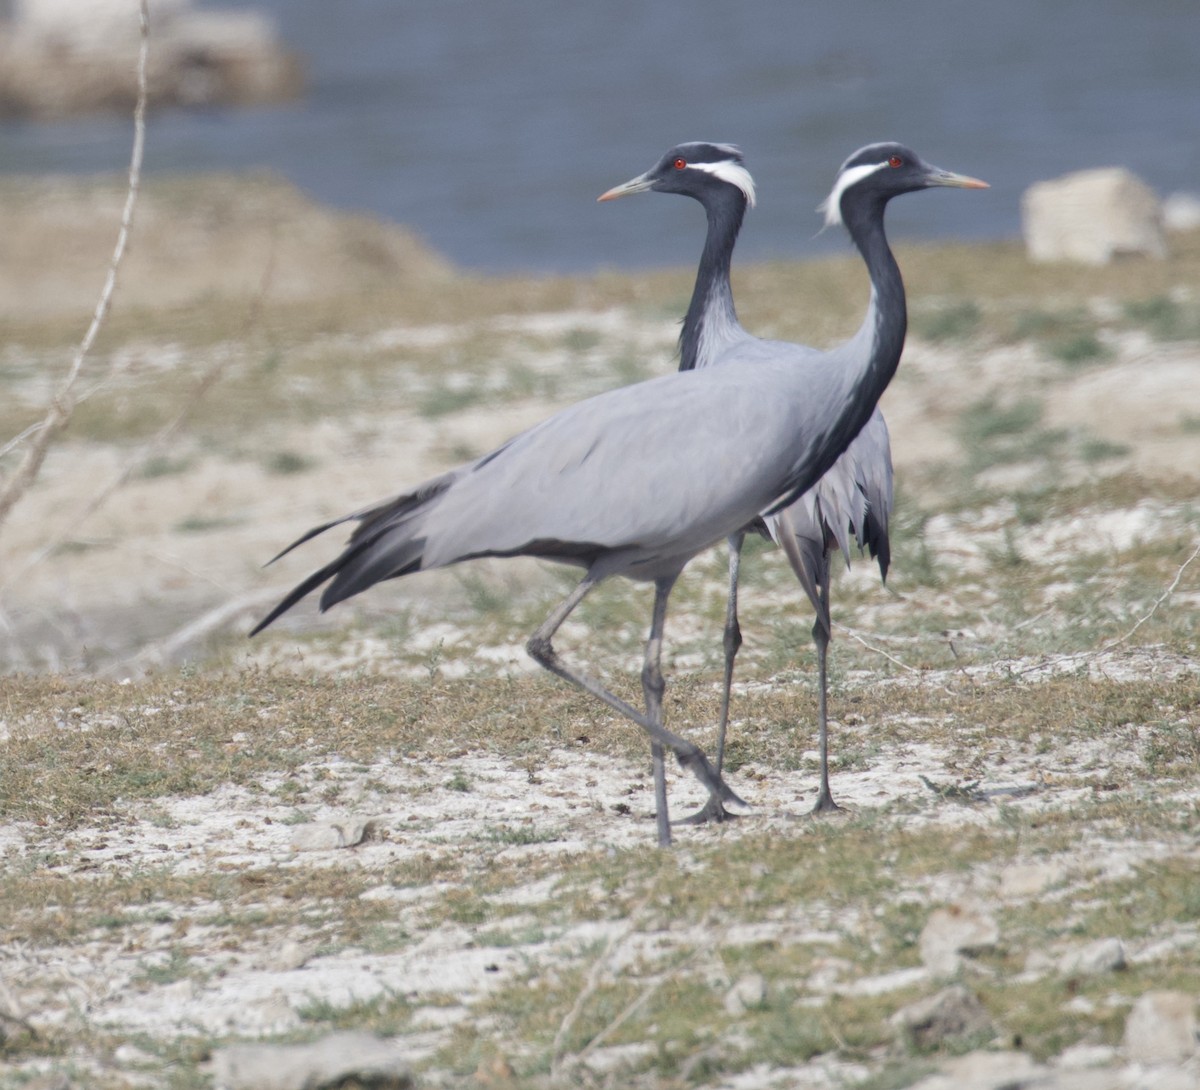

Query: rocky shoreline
[0,0,301,118]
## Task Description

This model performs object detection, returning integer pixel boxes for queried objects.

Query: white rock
[289,824,346,851]
[113,1042,159,1066]
[908,1049,1046,1090]
[289,818,376,852]
[1043,1070,1124,1090]
[1022,168,1165,265]
[1132,931,1200,965]
[890,985,993,1049]
[1057,937,1125,976]
[999,860,1067,899]
[724,973,767,1016]
[261,939,315,972]
[410,1006,468,1030]
[580,1042,656,1076]
[1126,1072,1200,1090]
[1054,1043,1118,1069]
[1163,192,1200,233]
[237,991,301,1035]
[919,904,1000,977]
[13,0,187,50]
[1123,990,1198,1064]
[211,1031,412,1090]
[841,966,929,997]
[2,0,301,118]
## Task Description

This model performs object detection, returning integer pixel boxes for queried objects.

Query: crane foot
[672,797,742,826]
[810,791,845,816]
[674,748,748,810]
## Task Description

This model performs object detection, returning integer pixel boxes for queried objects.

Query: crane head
[598,142,757,209]
[820,142,988,228]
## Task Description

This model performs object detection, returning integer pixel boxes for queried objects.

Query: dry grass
[4,665,1196,832]
[3,662,1198,1086]
[2,657,1198,1085]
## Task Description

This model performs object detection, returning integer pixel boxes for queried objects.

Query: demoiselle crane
[251,143,986,847]
[599,142,896,819]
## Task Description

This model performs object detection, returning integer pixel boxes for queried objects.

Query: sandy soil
[3,648,1198,1087]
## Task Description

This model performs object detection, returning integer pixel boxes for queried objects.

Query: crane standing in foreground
[599,142,895,819]
[251,143,986,847]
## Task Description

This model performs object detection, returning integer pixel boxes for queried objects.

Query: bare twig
[0,420,49,464]
[836,531,1197,685]
[574,975,664,1059]
[1,231,277,602]
[0,0,149,536]
[551,905,723,1084]
[833,621,922,674]
[550,897,650,1077]
[572,927,712,1066]
[1010,537,1200,678]
[112,587,283,676]
[1100,537,1200,651]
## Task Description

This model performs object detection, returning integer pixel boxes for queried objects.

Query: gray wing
[850,408,893,580]
[256,357,843,629]
[415,361,826,569]
[763,407,893,615]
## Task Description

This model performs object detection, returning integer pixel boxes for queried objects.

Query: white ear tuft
[818,160,889,227]
[687,159,757,208]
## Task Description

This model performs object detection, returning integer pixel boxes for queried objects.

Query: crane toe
[672,797,743,826]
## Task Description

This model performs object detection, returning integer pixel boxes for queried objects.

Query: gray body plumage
[258,350,872,616]
[692,320,893,610]
[254,141,985,844]
[646,142,894,608]
[598,141,983,816]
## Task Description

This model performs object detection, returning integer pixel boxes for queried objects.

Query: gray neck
[678,189,746,372]
[764,191,907,518]
[832,194,907,444]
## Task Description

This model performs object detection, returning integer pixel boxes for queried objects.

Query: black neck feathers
[678,185,747,372]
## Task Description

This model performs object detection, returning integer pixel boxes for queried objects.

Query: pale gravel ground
[3,650,1198,1088]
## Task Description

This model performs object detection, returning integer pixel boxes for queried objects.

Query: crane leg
[811,551,841,815]
[642,577,674,846]
[526,571,746,846]
[676,532,744,827]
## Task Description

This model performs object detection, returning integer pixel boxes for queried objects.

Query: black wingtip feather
[863,509,891,582]
[876,539,891,582]
[263,514,356,567]
[249,556,347,636]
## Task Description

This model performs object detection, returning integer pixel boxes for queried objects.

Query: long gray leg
[642,577,676,846]
[811,548,841,814]
[676,531,744,826]
[716,532,744,774]
[526,571,746,844]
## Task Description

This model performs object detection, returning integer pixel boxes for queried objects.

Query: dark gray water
[2,0,1197,273]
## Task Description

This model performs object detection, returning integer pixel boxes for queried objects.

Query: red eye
[674,158,687,170]
[888,155,903,168]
